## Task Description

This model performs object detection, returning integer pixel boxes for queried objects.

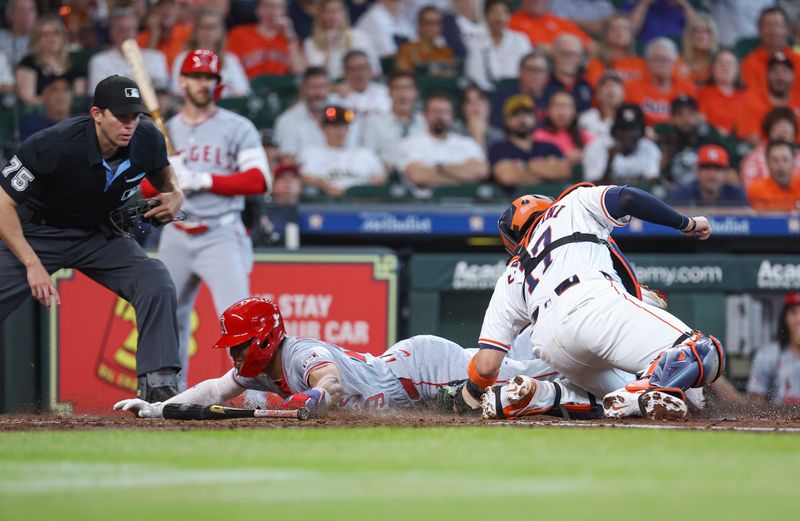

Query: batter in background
[144,50,271,389]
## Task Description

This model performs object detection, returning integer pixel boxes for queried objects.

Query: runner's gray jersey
[166,108,262,219]
[234,336,411,410]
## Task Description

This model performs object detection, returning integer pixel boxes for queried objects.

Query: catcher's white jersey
[166,108,262,219]
[477,185,692,397]
[479,185,629,352]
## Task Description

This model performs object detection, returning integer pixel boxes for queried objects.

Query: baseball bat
[120,38,175,154]
[162,403,311,421]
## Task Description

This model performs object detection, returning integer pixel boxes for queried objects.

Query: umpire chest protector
[1,116,168,230]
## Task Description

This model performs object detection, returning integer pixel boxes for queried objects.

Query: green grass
[0,427,797,520]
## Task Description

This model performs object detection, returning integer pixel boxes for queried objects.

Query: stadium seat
[514,182,568,199]
[417,75,466,106]
[733,37,761,59]
[217,96,250,116]
[249,75,300,128]
[343,183,411,201]
[380,56,396,76]
[432,182,503,202]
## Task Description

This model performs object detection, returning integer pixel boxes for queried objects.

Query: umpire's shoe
[137,370,179,403]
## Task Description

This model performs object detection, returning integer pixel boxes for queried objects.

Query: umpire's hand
[144,189,184,224]
[27,259,60,308]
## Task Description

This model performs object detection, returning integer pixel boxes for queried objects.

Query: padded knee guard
[646,333,725,392]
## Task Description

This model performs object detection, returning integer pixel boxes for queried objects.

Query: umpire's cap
[93,75,149,116]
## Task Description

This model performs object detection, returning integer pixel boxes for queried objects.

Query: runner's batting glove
[281,388,328,413]
[113,398,163,418]
[168,153,211,193]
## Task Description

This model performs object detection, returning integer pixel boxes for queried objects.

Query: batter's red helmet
[212,297,286,377]
[180,49,221,79]
[498,194,554,255]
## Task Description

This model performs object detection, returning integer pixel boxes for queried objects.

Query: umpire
[0,75,185,402]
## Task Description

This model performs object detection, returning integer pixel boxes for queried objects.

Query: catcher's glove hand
[108,197,176,238]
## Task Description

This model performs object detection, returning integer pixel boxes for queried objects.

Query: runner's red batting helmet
[180,49,221,79]
[213,297,286,377]
[498,194,554,255]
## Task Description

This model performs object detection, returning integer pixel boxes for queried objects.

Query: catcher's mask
[212,298,286,377]
[498,194,554,255]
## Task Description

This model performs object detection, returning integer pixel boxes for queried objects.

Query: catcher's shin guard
[630,332,725,400]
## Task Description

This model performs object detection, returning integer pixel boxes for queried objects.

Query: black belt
[531,271,614,325]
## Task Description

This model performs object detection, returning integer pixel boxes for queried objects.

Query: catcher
[449,184,724,420]
[0,75,185,402]
[114,297,567,417]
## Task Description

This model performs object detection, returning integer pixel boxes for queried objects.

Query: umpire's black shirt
[0,116,168,230]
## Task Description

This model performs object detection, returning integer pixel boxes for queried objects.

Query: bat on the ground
[162,403,311,421]
[120,38,175,154]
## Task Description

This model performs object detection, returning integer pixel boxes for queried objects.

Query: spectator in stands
[396,93,488,197]
[656,95,729,186]
[396,6,458,78]
[0,50,13,93]
[361,70,426,169]
[464,0,531,92]
[355,0,415,60]
[0,0,37,66]
[678,13,718,85]
[508,0,591,52]
[741,7,800,97]
[741,107,800,189]
[549,0,615,38]
[276,67,347,158]
[582,103,661,186]
[298,105,386,197]
[489,94,568,192]
[623,0,697,46]
[138,0,191,71]
[271,162,303,205]
[491,51,550,128]
[585,13,646,86]
[441,0,481,59]
[737,52,800,145]
[332,50,391,119]
[533,90,592,166]
[303,0,379,80]
[15,14,86,107]
[747,140,800,211]
[288,0,316,41]
[458,84,504,152]
[747,292,800,406]
[626,37,696,126]
[668,144,749,207]
[709,0,775,48]
[170,8,250,98]
[579,70,625,140]
[543,34,593,114]
[19,76,73,140]
[226,0,305,79]
[88,8,169,93]
[697,49,746,136]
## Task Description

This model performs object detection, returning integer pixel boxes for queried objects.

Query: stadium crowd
[1,0,800,212]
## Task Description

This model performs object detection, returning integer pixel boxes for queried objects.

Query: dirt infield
[2,406,800,433]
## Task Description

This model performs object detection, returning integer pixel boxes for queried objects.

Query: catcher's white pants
[531,276,691,398]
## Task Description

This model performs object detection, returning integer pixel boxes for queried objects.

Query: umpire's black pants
[0,224,181,375]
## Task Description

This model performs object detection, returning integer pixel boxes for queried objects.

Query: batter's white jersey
[166,108,265,219]
[234,335,556,409]
[478,185,692,397]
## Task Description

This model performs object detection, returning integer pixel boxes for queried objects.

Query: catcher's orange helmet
[498,194,554,255]
[212,297,286,377]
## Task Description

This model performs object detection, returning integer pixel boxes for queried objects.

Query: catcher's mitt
[107,197,165,238]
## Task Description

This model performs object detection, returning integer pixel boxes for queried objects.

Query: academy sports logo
[124,87,140,98]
